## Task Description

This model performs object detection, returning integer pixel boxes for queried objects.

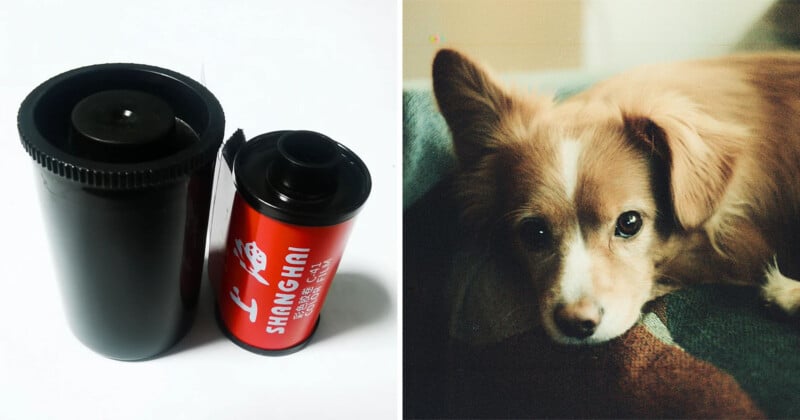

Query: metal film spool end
[267,131,341,202]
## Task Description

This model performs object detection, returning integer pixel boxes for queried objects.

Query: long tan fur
[434,48,800,344]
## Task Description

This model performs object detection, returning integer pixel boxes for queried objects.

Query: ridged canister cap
[18,63,225,189]
[233,130,371,226]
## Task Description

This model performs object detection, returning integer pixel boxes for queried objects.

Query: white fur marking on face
[560,230,593,303]
[559,139,582,200]
[763,260,800,314]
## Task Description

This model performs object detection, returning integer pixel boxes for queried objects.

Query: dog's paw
[761,259,800,316]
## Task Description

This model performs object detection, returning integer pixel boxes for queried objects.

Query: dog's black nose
[554,300,603,339]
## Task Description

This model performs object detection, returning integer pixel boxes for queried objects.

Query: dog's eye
[518,217,552,251]
[615,211,642,238]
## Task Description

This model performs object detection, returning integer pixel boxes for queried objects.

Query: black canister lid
[18,63,225,189]
[233,130,371,226]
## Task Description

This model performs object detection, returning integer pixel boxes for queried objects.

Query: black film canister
[18,64,225,360]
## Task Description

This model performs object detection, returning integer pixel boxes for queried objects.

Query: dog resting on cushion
[433,48,800,345]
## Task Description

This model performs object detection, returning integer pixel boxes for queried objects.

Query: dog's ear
[624,106,746,229]
[432,49,520,167]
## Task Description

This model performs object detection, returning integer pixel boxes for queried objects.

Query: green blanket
[403,83,800,418]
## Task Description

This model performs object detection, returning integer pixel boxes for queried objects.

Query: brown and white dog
[433,48,800,344]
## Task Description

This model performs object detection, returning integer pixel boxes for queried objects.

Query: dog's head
[433,49,742,344]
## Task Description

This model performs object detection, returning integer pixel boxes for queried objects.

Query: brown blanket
[404,177,799,418]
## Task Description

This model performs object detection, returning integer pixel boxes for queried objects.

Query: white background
[0,1,399,419]
[403,0,775,102]
[582,0,773,72]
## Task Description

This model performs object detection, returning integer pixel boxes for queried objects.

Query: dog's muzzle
[553,299,604,339]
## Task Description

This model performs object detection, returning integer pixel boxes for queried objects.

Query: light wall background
[404,0,776,83]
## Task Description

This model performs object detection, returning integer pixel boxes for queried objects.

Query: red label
[218,194,354,351]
